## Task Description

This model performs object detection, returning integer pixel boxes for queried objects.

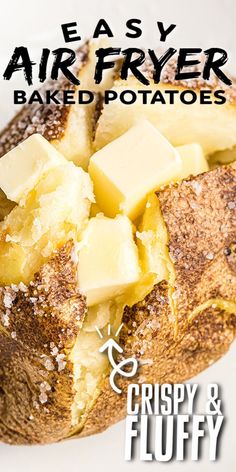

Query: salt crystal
[3,292,14,309]
[44,358,54,371]
[11,331,17,339]
[228,201,236,210]
[56,353,67,372]
[57,360,67,372]
[139,359,153,366]
[29,297,37,304]
[1,310,10,327]
[40,381,51,392]
[39,392,48,404]
[56,353,66,361]
[18,282,28,292]
[10,284,19,292]
[51,347,59,356]
[206,252,214,260]
[151,320,161,329]
[189,201,198,210]
[191,181,202,196]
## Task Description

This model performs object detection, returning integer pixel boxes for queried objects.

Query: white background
[0,0,235,471]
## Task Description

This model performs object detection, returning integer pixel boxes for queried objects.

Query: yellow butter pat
[177,143,209,179]
[78,215,141,306]
[89,119,182,220]
[0,134,65,203]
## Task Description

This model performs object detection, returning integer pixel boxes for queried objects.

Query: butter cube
[0,134,65,203]
[177,143,209,179]
[89,120,181,220]
[78,215,141,306]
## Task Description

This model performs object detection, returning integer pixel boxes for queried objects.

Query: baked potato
[0,42,235,446]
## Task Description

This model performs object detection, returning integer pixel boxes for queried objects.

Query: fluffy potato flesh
[70,300,125,430]
[0,163,93,285]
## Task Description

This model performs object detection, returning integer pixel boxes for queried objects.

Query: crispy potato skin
[0,241,86,445]
[77,163,236,438]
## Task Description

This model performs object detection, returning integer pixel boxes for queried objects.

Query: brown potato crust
[0,241,86,445]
